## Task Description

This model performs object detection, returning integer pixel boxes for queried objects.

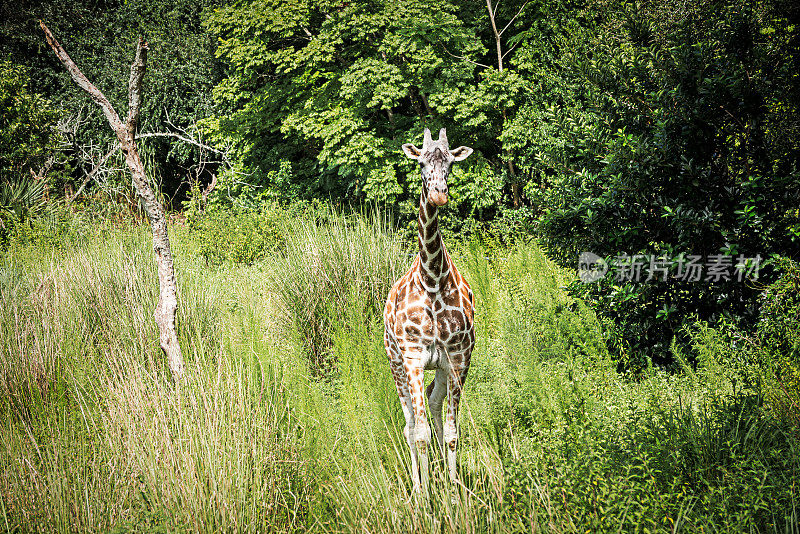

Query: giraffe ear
[451,146,473,162]
[402,143,422,160]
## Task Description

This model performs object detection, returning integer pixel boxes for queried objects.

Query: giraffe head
[402,128,473,206]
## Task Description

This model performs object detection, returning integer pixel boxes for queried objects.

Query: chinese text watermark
[578,252,761,283]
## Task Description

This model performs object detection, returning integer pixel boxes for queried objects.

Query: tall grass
[1,210,798,532]
[0,226,315,532]
[266,210,406,376]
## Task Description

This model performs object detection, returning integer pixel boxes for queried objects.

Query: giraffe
[384,127,475,491]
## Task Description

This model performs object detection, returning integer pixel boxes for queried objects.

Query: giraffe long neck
[417,191,449,290]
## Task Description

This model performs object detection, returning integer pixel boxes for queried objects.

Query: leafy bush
[188,202,287,265]
[0,60,61,243]
[0,60,59,182]
[4,202,97,253]
[0,175,48,244]
[758,257,800,428]
[759,258,800,362]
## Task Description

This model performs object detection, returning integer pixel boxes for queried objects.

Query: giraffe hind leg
[427,368,447,453]
[444,364,469,484]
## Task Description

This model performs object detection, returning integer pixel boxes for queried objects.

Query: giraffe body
[384,128,474,490]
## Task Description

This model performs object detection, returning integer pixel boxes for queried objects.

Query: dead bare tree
[40,21,185,380]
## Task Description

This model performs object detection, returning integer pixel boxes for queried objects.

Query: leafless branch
[442,46,490,69]
[39,21,124,133]
[499,1,529,37]
[501,40,520,60]
[69,145,120,203]
[137,132,228,156]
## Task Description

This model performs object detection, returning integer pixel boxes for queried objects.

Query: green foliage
[4,202,93,252]
[530,0,800,365]
[1,0,222,202]
[0,60,60,242]
[0,60,59,182]
[757,257,800,428]
[189,202,287,265]
[0,176,47,244]
[201,0,526,224]
[198,0,601,227]
[759,257,800,362]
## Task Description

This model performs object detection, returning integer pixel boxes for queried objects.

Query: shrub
[533,0,800,366]
[5,202,94,251]
[0,60,59,182]
[759,258,800,362]
[0,175,48,244]
[758,257,800,428]
[189,202,287,265]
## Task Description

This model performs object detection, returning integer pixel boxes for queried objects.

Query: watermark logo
[578,252,762,284]
[578,251,609,283]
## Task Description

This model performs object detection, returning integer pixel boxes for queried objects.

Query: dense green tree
[530,0,800,366]
[202,0,566,233]
[204,0,474,210]
[201,0,603,234]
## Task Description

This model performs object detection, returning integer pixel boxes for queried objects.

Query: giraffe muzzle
[430,189,448,206]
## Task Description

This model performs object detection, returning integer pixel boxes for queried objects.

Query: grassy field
[1,211,798,532]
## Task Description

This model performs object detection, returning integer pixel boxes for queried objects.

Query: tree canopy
[2,0,799,367]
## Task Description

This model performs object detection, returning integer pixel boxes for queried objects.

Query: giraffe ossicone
[384,128,475,492]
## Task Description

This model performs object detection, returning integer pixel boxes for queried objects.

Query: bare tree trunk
[41,21,185,381]
[486,0,504,72]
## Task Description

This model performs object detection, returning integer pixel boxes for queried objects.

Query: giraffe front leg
[395,370,420,490]
[403,351,430,492]
[445,363,469,484]
[400,395,420,490]
[386,337,420,490]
